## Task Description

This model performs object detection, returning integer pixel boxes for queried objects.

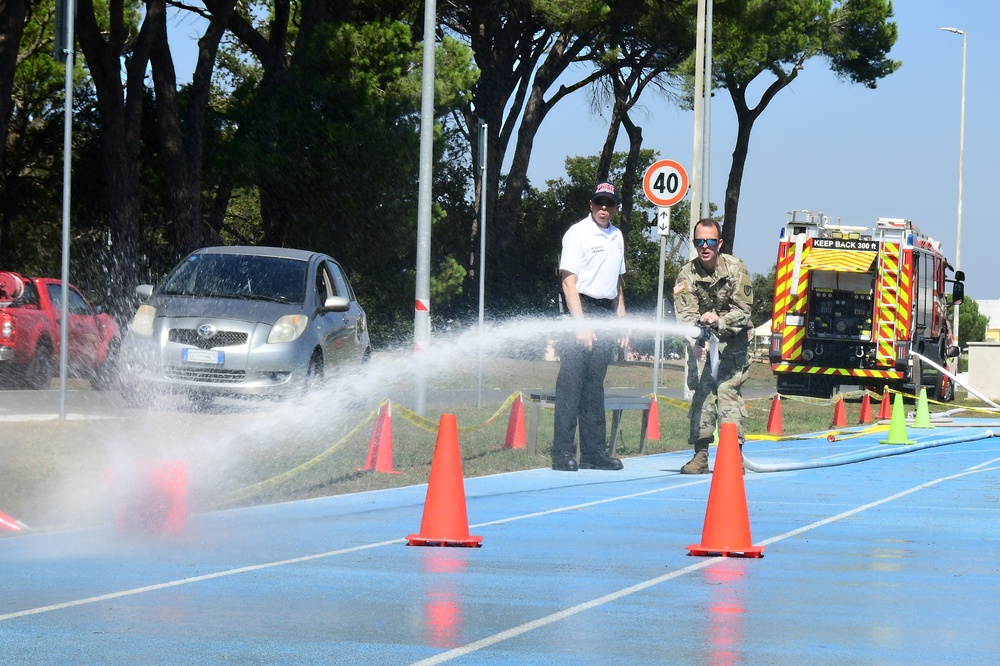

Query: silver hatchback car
[120,246,371,405]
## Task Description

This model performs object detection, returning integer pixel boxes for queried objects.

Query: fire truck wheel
[935,374,954,402]
[22,341,54,390]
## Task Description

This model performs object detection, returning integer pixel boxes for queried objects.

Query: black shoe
[579,454,623,471]
[551,456,578,472]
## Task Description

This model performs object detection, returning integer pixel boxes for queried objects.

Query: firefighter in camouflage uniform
[672,218,754,474]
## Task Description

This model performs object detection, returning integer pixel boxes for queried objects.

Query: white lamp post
[941,27,966,353]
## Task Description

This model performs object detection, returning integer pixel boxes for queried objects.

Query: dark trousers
[552,315,615,460]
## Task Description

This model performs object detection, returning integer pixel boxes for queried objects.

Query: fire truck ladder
[874,240,902,365]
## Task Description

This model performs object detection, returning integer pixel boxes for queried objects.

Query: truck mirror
[952,280,964,306]
[954,270,965,281]
[947,345,960,359]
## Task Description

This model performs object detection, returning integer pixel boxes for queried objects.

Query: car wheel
[90,340,121,391]
[295,353,324,402]
[23,342,54,390]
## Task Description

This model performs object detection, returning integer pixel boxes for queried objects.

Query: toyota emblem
[197,324,217,339]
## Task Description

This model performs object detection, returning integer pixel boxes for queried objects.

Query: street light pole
[941,27,966,354]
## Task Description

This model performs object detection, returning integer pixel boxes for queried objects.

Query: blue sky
[526,2,998,300]
[167,3,998,299]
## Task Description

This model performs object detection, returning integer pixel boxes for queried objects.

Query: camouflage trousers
[686,344,750,447]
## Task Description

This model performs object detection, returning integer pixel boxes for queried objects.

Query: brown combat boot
[680,448,709,474]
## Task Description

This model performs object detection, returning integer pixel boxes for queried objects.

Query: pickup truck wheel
[90,340,121,391]
[23,341,54,390]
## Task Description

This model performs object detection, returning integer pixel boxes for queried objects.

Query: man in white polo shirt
[551,181,630,472]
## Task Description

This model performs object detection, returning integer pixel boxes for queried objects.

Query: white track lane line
[410,460,1000,665]
[0,479,711,622]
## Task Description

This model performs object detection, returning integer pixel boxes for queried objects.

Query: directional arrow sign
[642,159,689,208]
[657,207,671,236]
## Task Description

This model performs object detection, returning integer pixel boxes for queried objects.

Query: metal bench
[526,392,653,458]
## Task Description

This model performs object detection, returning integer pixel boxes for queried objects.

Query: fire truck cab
[769,211,965,400]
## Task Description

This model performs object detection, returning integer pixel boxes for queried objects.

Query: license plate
[182,348,224,364]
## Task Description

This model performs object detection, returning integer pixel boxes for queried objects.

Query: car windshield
[160,254,307,304]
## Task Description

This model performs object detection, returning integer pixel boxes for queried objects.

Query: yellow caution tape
[214,405,379,508]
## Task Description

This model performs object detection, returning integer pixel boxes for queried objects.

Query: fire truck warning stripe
[771,364,904,379]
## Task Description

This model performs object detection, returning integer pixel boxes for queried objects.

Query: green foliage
[827,0,901,87]
[951,296,989,349]
[430,255,467,305]
[751,264,777,327]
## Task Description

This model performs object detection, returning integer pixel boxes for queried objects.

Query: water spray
[910,351,1000,410]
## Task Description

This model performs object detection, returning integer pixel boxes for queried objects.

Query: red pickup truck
[0,271,121,390]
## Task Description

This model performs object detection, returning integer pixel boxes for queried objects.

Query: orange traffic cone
[646,397,661,441]
[831,394,847,428]
[687,422,764,558]
[407,414,483,547]
[503,393,527,449]
[877,388,892,420]
[0,509,27,533]
[858,393,873,424]
[105,460,189,535]
[358,401,401,474]
[766,394,783,435]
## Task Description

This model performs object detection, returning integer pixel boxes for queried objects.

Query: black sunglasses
[593,198,618,208]
[693,238,719,248]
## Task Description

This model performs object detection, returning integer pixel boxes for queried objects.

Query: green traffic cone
[880,393,915,445]
[913,387,934,429]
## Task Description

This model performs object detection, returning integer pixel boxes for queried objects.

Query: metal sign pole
[476,120,487,407]
[413,0,437,416]
[58,0,76,420]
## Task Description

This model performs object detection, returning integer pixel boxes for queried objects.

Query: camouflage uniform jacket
[673,253,753,350]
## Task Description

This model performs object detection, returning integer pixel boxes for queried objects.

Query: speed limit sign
[642,159,689,208]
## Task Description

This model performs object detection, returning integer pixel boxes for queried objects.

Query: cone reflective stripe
[766,394,783,435]
[858,393,873,424]
[880,393,915,445]
[358,401,401,474]
[0,510,27,533]
[831,394,847,428]
[878,388,892,420]
[407,414,483,547]
[646,397,661,440]
[687,423,764,558]
[503,393,527,449]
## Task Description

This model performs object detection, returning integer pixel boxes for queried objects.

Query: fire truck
[769,211,965,400]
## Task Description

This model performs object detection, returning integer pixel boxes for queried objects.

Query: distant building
[976,299,1000,342]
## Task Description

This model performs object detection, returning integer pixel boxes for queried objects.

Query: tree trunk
[76,0,158,315]
[619,113,643,246]
[723,108,754,255]
[722,76,789,254]
[0,0,27,171]
[0,0,28,267]
[149,0,233,255]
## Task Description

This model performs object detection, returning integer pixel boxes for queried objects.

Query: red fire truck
[769,211,965,400]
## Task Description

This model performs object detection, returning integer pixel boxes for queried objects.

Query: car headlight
[268,314,308,343]
[131,304,156,337]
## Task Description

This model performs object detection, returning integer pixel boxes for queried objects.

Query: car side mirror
[946,345,960,359]
[952,279,964,306]
[323,295,350,312]
[135,284,154,302]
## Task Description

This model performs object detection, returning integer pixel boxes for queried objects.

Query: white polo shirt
[559,215,626,300]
